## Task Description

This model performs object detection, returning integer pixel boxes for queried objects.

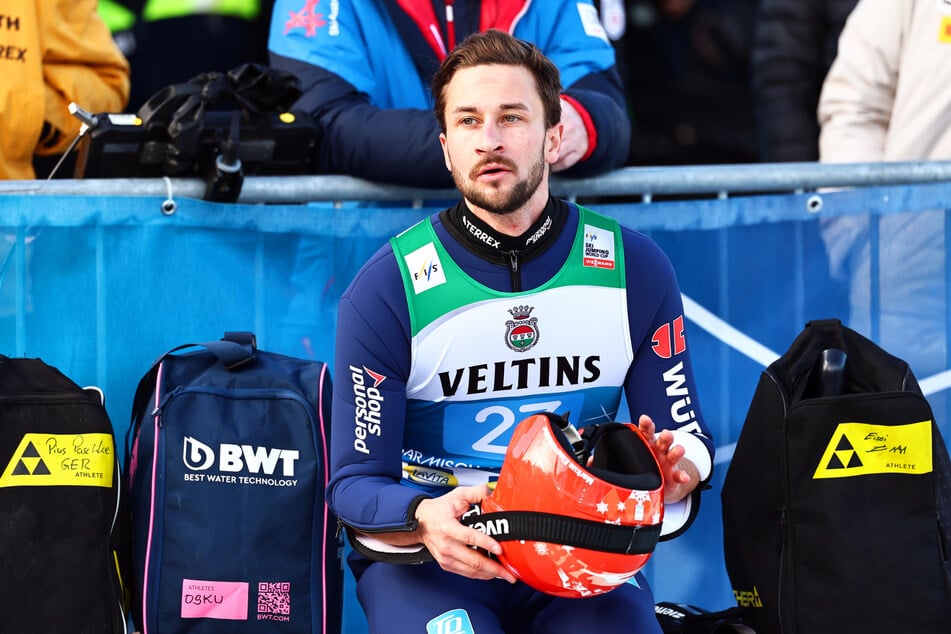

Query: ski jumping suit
[330,197,714,633]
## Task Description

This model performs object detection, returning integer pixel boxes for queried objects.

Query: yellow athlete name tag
[0,433,115,488]
[813,420,933,479]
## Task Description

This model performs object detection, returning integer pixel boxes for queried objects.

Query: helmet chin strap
[460,505,662,556]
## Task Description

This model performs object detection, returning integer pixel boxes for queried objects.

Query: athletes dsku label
[181,579,249,620]
[180,579,295,622]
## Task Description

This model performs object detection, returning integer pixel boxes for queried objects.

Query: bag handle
[202,331,257,369]
[778,318,919,402]
[125,332,257,465]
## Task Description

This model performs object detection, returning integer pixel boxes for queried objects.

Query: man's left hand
[637,414,700,504]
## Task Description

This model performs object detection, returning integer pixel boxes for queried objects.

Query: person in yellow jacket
[0,0,130,180]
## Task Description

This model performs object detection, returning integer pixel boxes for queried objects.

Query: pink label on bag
[181,579,249,620]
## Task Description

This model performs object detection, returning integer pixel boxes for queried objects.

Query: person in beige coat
[818,0,951,374]
[819,0,951,160]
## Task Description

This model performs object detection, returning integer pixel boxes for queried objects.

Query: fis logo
[582,224,615,269]
[183,437,300,476]
[404,242,447,294]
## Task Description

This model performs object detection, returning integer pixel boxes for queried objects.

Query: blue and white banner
[3,182,951,625]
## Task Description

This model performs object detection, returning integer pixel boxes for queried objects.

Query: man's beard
[452,152,546,216]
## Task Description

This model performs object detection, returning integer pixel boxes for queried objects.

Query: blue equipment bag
[125,332,342,633]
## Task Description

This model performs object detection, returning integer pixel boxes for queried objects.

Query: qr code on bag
[258,582,291,617]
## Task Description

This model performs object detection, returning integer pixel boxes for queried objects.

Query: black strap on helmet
[460,506,662,555]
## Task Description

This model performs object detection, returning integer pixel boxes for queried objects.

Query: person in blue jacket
[329,29,713,633]
[268,0,630,187]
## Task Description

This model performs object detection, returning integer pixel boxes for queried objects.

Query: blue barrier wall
[3,182,951,629]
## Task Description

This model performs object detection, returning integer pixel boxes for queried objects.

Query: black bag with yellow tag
[0,356,126,633]
[721,319,951,634]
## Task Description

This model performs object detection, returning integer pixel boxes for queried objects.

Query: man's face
[439,64,562,217]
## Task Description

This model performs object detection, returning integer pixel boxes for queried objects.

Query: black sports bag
[721,319,951,634]
[0,355,127,633]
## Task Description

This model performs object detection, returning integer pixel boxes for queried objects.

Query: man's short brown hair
[431,29,563,133]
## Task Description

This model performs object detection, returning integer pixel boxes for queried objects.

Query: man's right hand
[414,485,517,583]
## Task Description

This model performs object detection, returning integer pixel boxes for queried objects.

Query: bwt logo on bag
[182,436,301,486]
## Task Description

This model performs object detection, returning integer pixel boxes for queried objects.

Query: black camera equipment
[73,64,321,202]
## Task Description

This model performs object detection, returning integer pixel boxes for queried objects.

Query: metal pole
[2,161,951,204]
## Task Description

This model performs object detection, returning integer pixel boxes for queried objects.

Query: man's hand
[638,414,700,504]
[551,97,590,172]
[414,485,517,583]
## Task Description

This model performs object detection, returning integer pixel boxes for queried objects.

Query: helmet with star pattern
[463,412,664,598]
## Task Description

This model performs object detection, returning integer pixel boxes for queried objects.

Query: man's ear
[546,122,564,165]
[439,132,452,172]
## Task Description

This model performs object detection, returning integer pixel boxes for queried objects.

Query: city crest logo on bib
[505,305,539,352]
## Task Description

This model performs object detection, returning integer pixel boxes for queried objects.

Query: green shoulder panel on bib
[391,219,475,337]
[564,205,626,288]
[391,207,626,337]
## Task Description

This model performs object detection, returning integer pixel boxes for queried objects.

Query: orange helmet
[462,412,664,598]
